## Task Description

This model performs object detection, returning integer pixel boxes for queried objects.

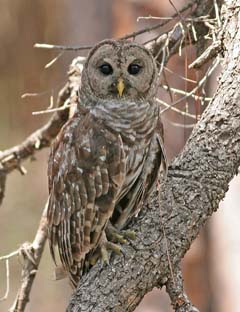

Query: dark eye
[128,63,142,75]
[99,63,113,75]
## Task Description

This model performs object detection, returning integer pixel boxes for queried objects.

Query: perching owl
[47,39,166,287]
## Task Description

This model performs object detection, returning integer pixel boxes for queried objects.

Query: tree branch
[0,85,70,176]
[67,1,240,311]
[9,204,48,312]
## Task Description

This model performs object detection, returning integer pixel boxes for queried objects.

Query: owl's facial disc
[85,41,157,101]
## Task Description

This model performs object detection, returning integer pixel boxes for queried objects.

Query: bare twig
[137,16,213,23]
[160,84,212,101]
[0,259,10,301]
[9,204,48,312]
[164,66,197,83]
[122,0,196,40]
[161,58,219,114]
[188,40,222,69]
[34,43,93,51]
[34,1,196,54]
[45,52,65,69]
[157,98,198,120]
[32,103,72,115]
[0,84,70,175]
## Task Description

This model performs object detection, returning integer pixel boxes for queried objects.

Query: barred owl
[47,39,166,287]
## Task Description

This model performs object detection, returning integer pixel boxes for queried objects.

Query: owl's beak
[117,78,125,97]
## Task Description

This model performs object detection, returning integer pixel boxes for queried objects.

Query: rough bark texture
[67,1,240,311]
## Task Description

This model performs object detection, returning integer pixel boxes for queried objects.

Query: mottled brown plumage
[47,39,166,287]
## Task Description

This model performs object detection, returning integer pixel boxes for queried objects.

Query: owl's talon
[100,245,109,265]
[122,230,136,240]
[105,241,122,255]
[89,231,123,266]
[106,223,136,244]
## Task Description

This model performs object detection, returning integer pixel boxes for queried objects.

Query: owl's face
[82,40,158,101]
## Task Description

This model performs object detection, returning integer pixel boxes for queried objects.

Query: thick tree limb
[67,1,240,311]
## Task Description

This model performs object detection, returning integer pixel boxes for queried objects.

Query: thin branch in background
[160,58,219,115]
[34,1,196,53]
[34,43,93,51]
[123,0,196,40]
[137,16,213,23]
[156,98,199,120]
[8,204,48,312]
[163,117,197,129]
[0,83,70,175]
[188,40,221,69]
[1,260,10,302]
[160,84,212,101]
[214,0,221,27]
[32,103,71,115]
[47,91,55,110]
[21,81,66,100]
[0,251,19,302]
[164,66,197,83]
[162,69,174,102]
[45,52,65,69]
[21,92,50,99]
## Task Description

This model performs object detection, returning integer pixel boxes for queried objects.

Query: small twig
[32,103,71,115]
[188,40,222,69]
[161,58,219,114]
[160,84,212,101]
[156,98,199,120]
[164,66,197,83]
[0,83,70,175]
[214,0,221,27]
[0,259,10,301]
[137,16,213,22]
[34,43,93,51]
[9,204,48,312]
[0,250,20,302]
[21,81,66,99]
[0,250,19,261]
[36,0,195,52]
[47,91,55,110]
[45,52,65,69]
[163,118,197,128]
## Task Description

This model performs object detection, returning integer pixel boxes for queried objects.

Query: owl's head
[81,40,158,102]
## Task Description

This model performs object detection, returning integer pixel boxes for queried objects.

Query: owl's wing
[113,118,167,229]
[47,112,126,281]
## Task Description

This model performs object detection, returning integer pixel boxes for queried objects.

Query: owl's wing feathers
[47,112,126,273]
[113,119,167,229]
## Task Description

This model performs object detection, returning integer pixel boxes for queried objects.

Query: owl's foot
[89,232,122,266]
[106,222,136,244]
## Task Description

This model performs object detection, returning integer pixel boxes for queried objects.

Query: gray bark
[67,1,240,311]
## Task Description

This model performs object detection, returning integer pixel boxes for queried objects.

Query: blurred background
[0,1,239,311]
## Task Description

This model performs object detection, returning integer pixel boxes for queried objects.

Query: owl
[47,39,166,287]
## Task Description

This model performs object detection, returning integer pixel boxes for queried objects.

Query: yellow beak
[117,78,125,97]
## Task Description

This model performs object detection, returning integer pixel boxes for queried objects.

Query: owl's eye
[99,63,113,75]
[128,63,142,75]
